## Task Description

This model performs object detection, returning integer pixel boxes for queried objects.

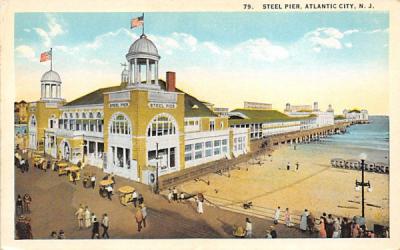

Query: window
[195,143,203,150]
[194,142,203,159]
[147,115,177,137]
[170,147,175,168]
[110,114,131,135]
[222,139,228,153]
[210,120,215,131]
[214,140,221,155]
[195,151,203,159]
[185,144,193,162]
[205,141,212,157]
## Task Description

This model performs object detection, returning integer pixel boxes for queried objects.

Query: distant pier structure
[331,158,389,174]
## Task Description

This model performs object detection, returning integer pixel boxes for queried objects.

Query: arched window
[82,112,87,119]
[89,112,94,119]
[109,113,131,135]
[96,112,102,119]
[147,114,177,137]
[75,112,79,118]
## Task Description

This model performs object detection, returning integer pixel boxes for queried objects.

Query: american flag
[40,50,52,62]
[131,15,144,29]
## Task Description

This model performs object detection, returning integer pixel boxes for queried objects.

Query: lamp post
[355,153,372,218]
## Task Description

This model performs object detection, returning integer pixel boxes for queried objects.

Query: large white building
[343,109,369,122]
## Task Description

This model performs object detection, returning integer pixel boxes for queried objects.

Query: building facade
[343,109,369,122]
[27,33,250,185]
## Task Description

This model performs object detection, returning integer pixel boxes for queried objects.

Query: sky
[15,12,389,115]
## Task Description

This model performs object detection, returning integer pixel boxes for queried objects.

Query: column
[41,85,44,98]
[155,61,158,85]
[146,59,151,84]
[134,59,139,84]
[95,141,98,159]
[51,85,54,98]
[123,147,126,168]
[128,61,133,84]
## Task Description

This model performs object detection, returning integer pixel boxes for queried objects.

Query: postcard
[1,0,400,249]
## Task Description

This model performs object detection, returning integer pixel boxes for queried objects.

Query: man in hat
[101,213,110,239]
[90,175,96,189]
[23,193,32,213]
[91,218,100,239]
[15,215,28,239]
[245,218,253,238]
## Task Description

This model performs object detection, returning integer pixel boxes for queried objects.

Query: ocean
[300,116,389,164]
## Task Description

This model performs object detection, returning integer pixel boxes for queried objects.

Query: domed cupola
[40,69,63,101]
[125,34,160,89]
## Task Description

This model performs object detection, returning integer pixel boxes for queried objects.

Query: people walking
[287,162,290,171]
[141,204,147,228]
[245,218,252,238]
[132,190,138,207]
[75,204,85,229]
[319,217,327,238]
[101,213,110,239]
[23,193,32,213]
[167,189,173,203]
[296,162,299,171]
[106,185,113,200]
[58,229,66,239]
[71,171,77,185]
[25,217,33,239]
[173,187,178,202]
[340,217,351,238]
[300,209,309,231]
[284,208,292,227]
[307,212,315,234]
[15,216,28,239]
[138,193,144,205]
[273,206,281,224]
[326,214,334,238]
[196,196,204,214]
[91,212,97,225]
[16,195,23,216]
[270,226,277,238]
[51,231,58,239]
[135,207,143,232]
[90,175,96,189]
[351,219,361,238]
[91,218,100,239]
[84,206,91,228]
[333,217,341,238]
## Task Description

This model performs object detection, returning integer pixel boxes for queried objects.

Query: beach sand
[177,144,389,229]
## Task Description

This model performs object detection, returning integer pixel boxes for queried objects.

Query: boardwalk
[14,154,317,239]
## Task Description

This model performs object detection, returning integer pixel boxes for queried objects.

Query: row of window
[59,119,104,133]
[147,116,176,137]
[233,136,247,152]
[110,115,131,135]
[62,112,103,119]
[185,139,228,162]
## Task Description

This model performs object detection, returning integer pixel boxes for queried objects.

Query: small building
[343,109,369,123]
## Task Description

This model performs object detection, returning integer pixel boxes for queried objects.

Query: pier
[159,122,351,190]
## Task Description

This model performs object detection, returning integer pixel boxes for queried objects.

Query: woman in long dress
[197,198,204,214]
[84,206,91,228]
[319,217,327,238]
[299,209,309,231]
[284,208,292,227]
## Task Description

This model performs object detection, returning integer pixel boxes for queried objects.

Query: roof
[159,80,217,117]
[334,115,346,120]
[64,80,218,118]
[64,85,122,106]
[41,70,61,83]
[228,109,314,125]
[128,34,159,58]
[349,109,361,113]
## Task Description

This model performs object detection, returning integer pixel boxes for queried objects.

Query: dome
[41,70,61,83]
[128,34,159,58]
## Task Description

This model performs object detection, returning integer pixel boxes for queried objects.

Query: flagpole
[50,48,53,71]
[142,12,144,35]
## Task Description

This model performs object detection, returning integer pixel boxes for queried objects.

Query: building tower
[285,103,291,112]
[327,104,334,113]
[313,101,319,112]
[125,34,160,89]
[40,70,63,102]
[120,63,129,88]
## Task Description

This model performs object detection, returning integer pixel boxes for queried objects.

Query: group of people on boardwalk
[15,193,33,239]
[233,218,278,238]
[74,204,110,239]
[273,205,382,238]
[167,187,205,214]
